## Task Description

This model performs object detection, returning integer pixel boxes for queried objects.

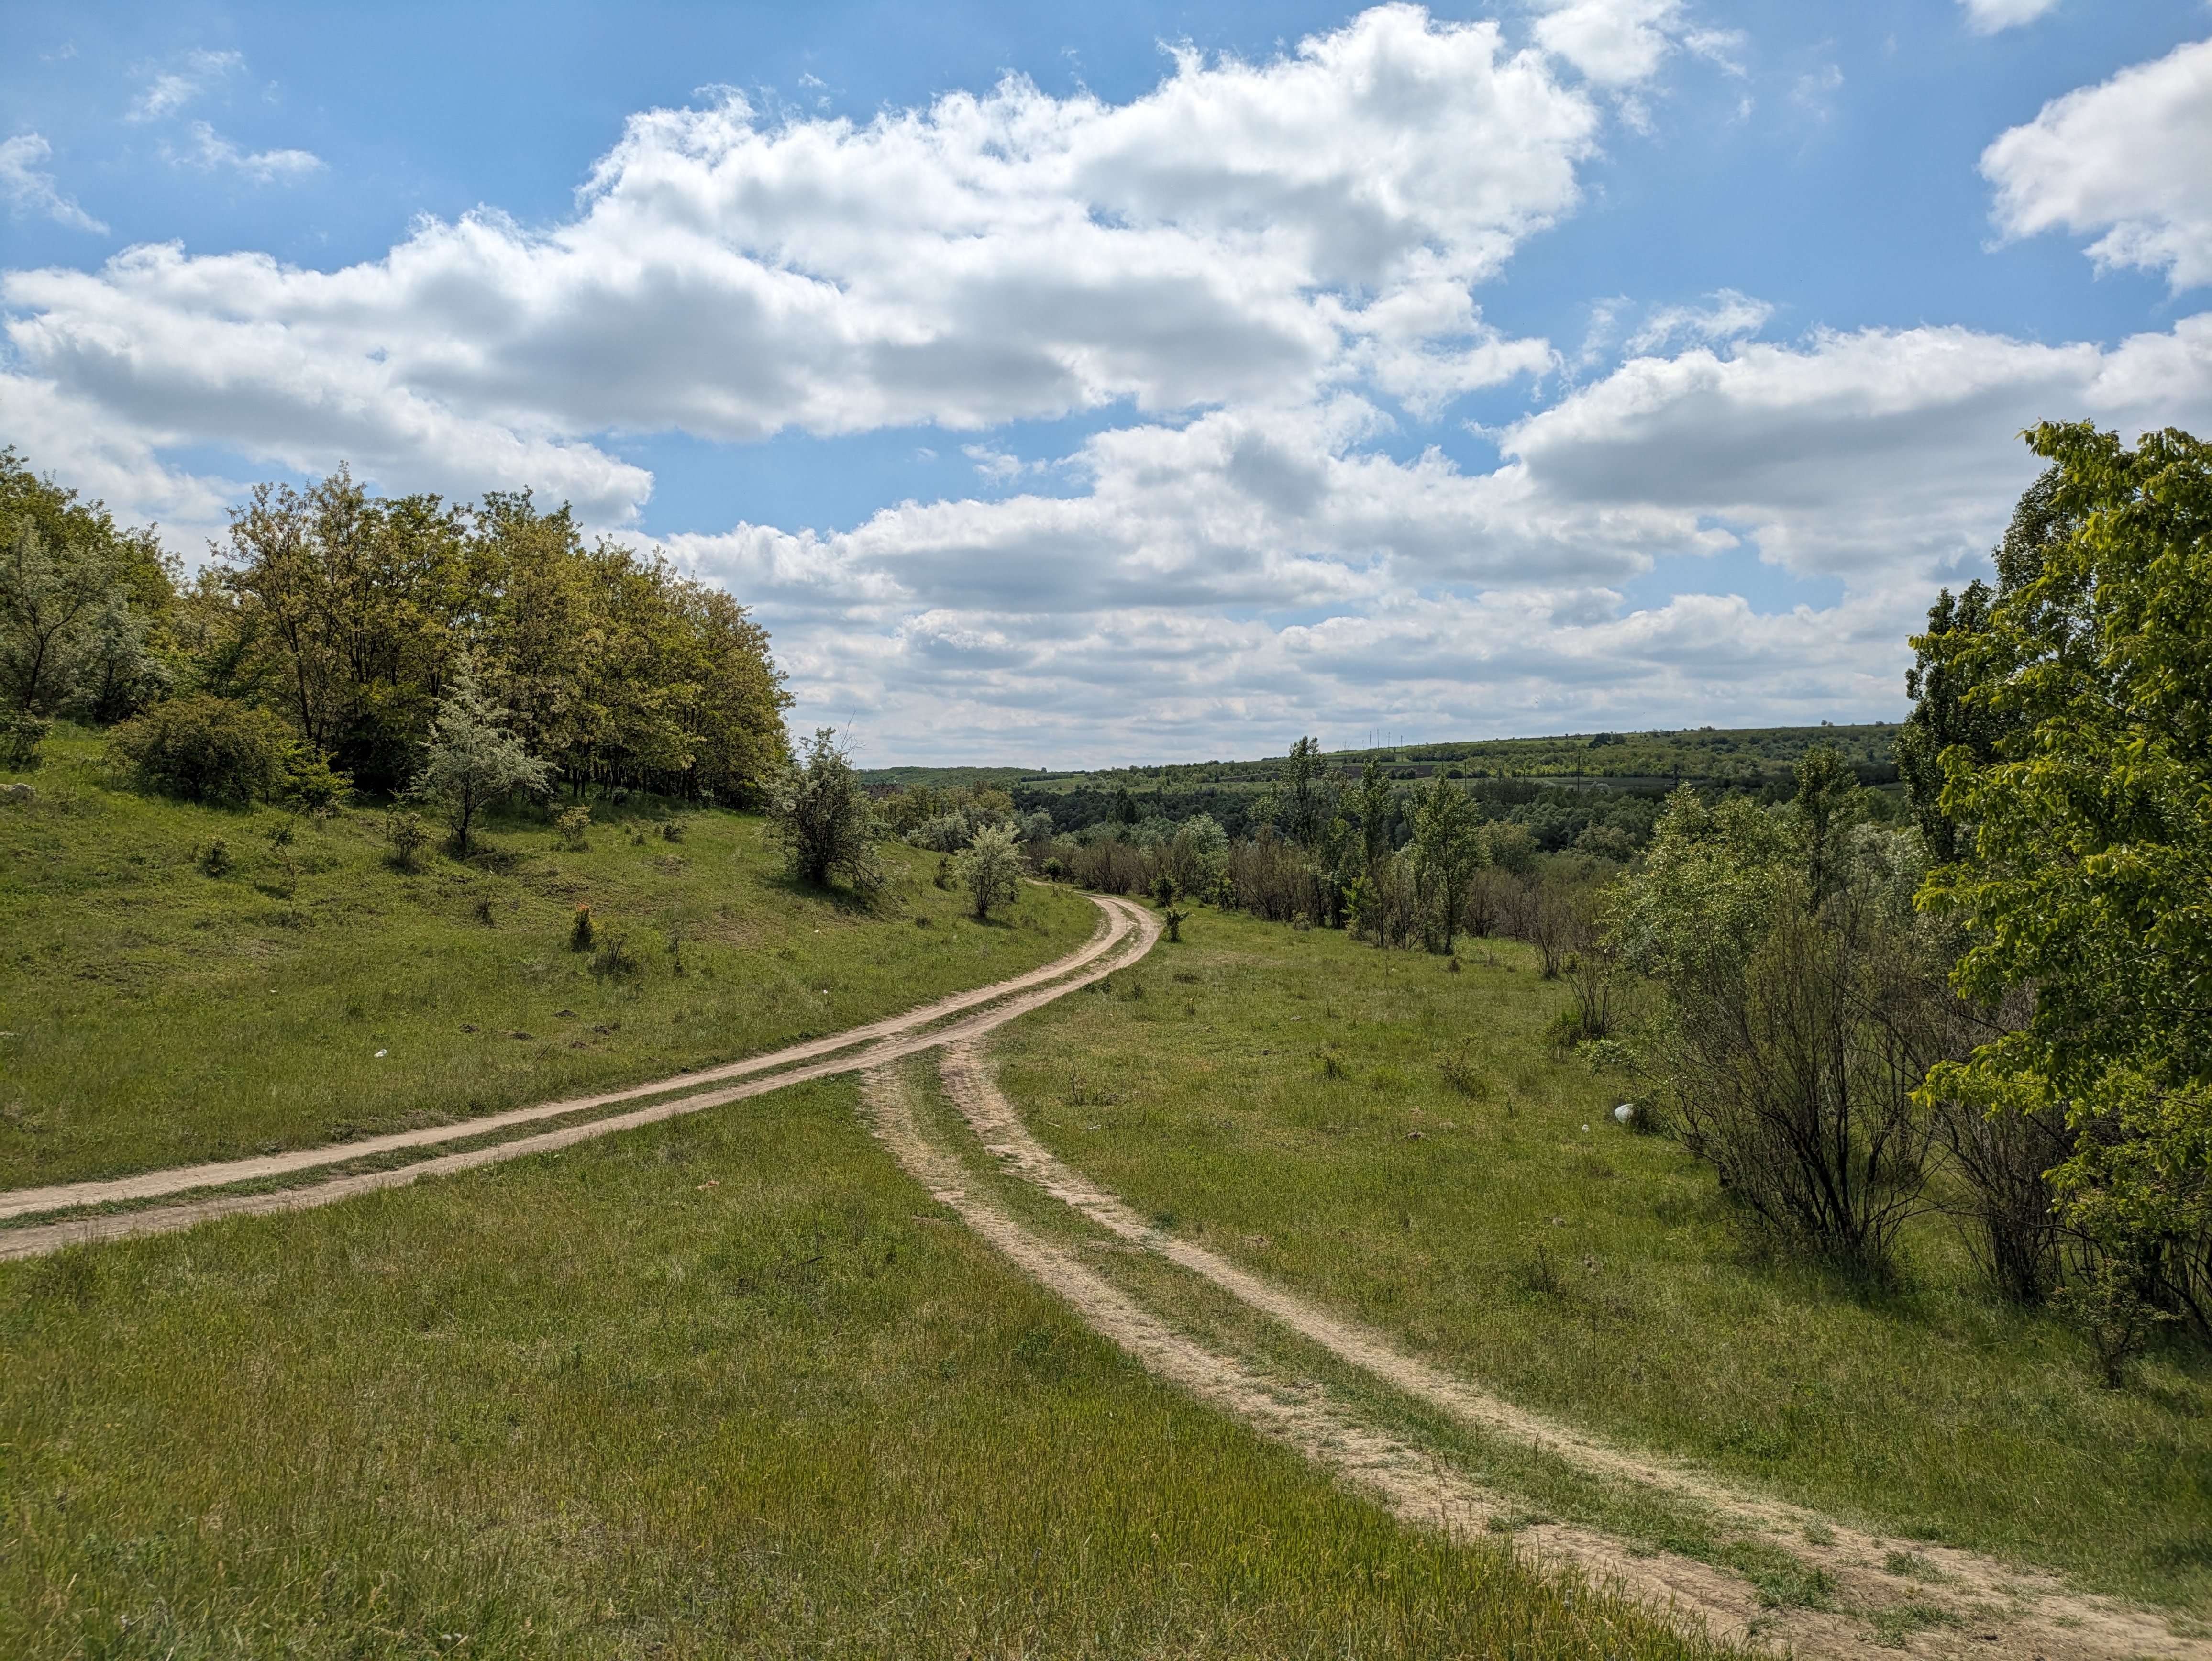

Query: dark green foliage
[1920,422,2212,1342]
[1895,469,2070,860]
[0,709,51,768]
[109,692,292,805]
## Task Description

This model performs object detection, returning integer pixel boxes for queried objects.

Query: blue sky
[5,0,2211,763]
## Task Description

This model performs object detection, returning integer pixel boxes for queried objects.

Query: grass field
[0,732,1097,1190]
[984,904,2212,1615]
[0,1070,1730,1661]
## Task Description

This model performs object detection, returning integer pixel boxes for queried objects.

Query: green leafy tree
[1282,736,1331,850]
[955,824,1024,920]
[0,448,175,723]
[1407,780,1485,954]
[1896,467,2072,860]
[1918,422,2212,1338]
[771,727,883,894]
[1352,756,1395,877]
[1610,755,1963,1279]
[0,524,135,717]
[412,664,553,853]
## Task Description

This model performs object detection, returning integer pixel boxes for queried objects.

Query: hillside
[862,721,1900,797]
[0,728,1100,1190]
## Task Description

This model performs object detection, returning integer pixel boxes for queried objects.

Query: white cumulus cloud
[1982,36,2212,291]
[663,313,2212,759]
[3,3,1587,505]
[1530,0,1685,87]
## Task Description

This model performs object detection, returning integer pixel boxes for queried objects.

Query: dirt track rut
[0,896,1156,1260]
[902,1030,2209,1661]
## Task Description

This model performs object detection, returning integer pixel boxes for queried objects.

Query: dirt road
[0,895,1160,1259]
[884,1038,2211,1661]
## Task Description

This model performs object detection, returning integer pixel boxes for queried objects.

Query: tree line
[0,452,790,811]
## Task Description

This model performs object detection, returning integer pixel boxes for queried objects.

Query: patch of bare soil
[931,1041,2209,1661]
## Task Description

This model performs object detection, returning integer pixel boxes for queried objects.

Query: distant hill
[858,722,1902,799]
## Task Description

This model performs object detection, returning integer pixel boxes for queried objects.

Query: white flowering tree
[414,663,553,853]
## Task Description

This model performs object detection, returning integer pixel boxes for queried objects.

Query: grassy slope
[0,737,1095,1189]
[986,907,2212,1613]
[0,1074,1726,1661]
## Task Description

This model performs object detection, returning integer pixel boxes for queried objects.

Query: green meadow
[0,1071,1725,1661]
[0,730,1094,1190]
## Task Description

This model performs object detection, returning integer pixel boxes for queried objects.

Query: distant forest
[863,721,1907,856]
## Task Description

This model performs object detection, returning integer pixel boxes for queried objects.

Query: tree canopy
[0,451,789,809]
[1918,422,2212,1332]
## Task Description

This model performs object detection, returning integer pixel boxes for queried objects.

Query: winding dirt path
[861,1058,1744,1652]
[0,896,1160,1260]
[918,1040,2211,1661]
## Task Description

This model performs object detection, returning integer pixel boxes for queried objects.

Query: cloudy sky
[5,0,2210,764]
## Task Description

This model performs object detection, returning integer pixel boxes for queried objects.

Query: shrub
[1438,1045,1489,1098]
[590,932,643,979]
[383,809,431,870]
[111,694,290,805]
[908,812,973,853]
[282,746,353,813]
[0,709,51,769]
[770,728,882,894]
[198,836,232,876]
[1609,776,1963,1281]
[570,904,595,951]
[554,805,591,850]
[953,824,1024,920]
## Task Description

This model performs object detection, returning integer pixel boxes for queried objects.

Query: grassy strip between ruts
[0,1070,1736,1661]
[0,735,1097,1191]
[983,905,2212,1617]
[896,1052,1853,1634]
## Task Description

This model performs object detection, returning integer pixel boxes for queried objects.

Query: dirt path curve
[861,1057,1754,1657]
[0,897,1149,1227]
[929,1039,2210,1661]
[0,896,1161,1261]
